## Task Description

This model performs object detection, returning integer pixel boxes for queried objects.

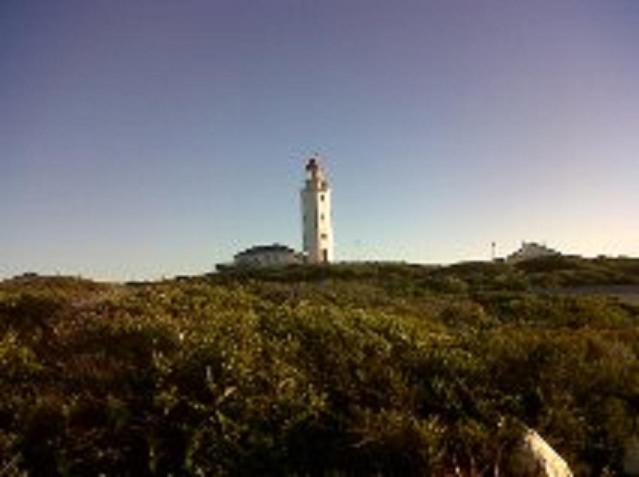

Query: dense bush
[516,256,639,288]
[0,260,638,475]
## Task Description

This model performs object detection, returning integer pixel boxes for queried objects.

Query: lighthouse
[301,157,334,263]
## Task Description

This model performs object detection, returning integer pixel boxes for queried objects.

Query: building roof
[515,242,558,253]
[506,241,561,263]
[234,243,298,258]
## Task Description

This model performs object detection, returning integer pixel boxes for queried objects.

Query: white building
[506,242,561,264]
[301,157,334,263]
[233,244,303,268]
[221,156,336,270]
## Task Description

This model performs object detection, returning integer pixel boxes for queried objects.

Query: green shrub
[0,262,638,475]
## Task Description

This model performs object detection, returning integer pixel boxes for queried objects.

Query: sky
[1,0,638,280]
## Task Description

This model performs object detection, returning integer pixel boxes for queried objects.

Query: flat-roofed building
[506,242,561,264]
[233,244,303,268]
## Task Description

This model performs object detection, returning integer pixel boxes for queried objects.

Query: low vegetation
[1,257,638,475]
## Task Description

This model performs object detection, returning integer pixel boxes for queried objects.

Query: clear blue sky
[1,0,638,280]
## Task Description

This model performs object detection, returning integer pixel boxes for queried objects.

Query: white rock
[508,429,573,477]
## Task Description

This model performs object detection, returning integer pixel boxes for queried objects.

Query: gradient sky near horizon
[1,0,638,280]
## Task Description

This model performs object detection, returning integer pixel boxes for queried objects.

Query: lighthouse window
[320,214,325,221]
[321,233,328,240]
[320,194,325,202]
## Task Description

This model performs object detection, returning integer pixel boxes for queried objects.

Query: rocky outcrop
[506,429,573,477]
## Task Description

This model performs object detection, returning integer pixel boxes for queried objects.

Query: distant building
[220,157,335,270]
[233,244,303,268]
[506,242,561,264]
[301,157,334,263]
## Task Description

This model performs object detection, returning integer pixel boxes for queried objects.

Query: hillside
[1,257,639,475]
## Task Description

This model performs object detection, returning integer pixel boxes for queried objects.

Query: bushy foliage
[0,261,638,475]
[516,256,639,288]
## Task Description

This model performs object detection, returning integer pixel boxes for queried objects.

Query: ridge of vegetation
[1,257,638,475]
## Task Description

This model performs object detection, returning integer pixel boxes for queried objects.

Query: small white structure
[507,242,561,264]
[301,157,334,263]
[233,244,302,268]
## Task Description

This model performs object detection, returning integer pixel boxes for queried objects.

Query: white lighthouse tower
[301,156,334,263]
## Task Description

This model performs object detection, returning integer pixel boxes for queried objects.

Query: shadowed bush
[0,260,638,475]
